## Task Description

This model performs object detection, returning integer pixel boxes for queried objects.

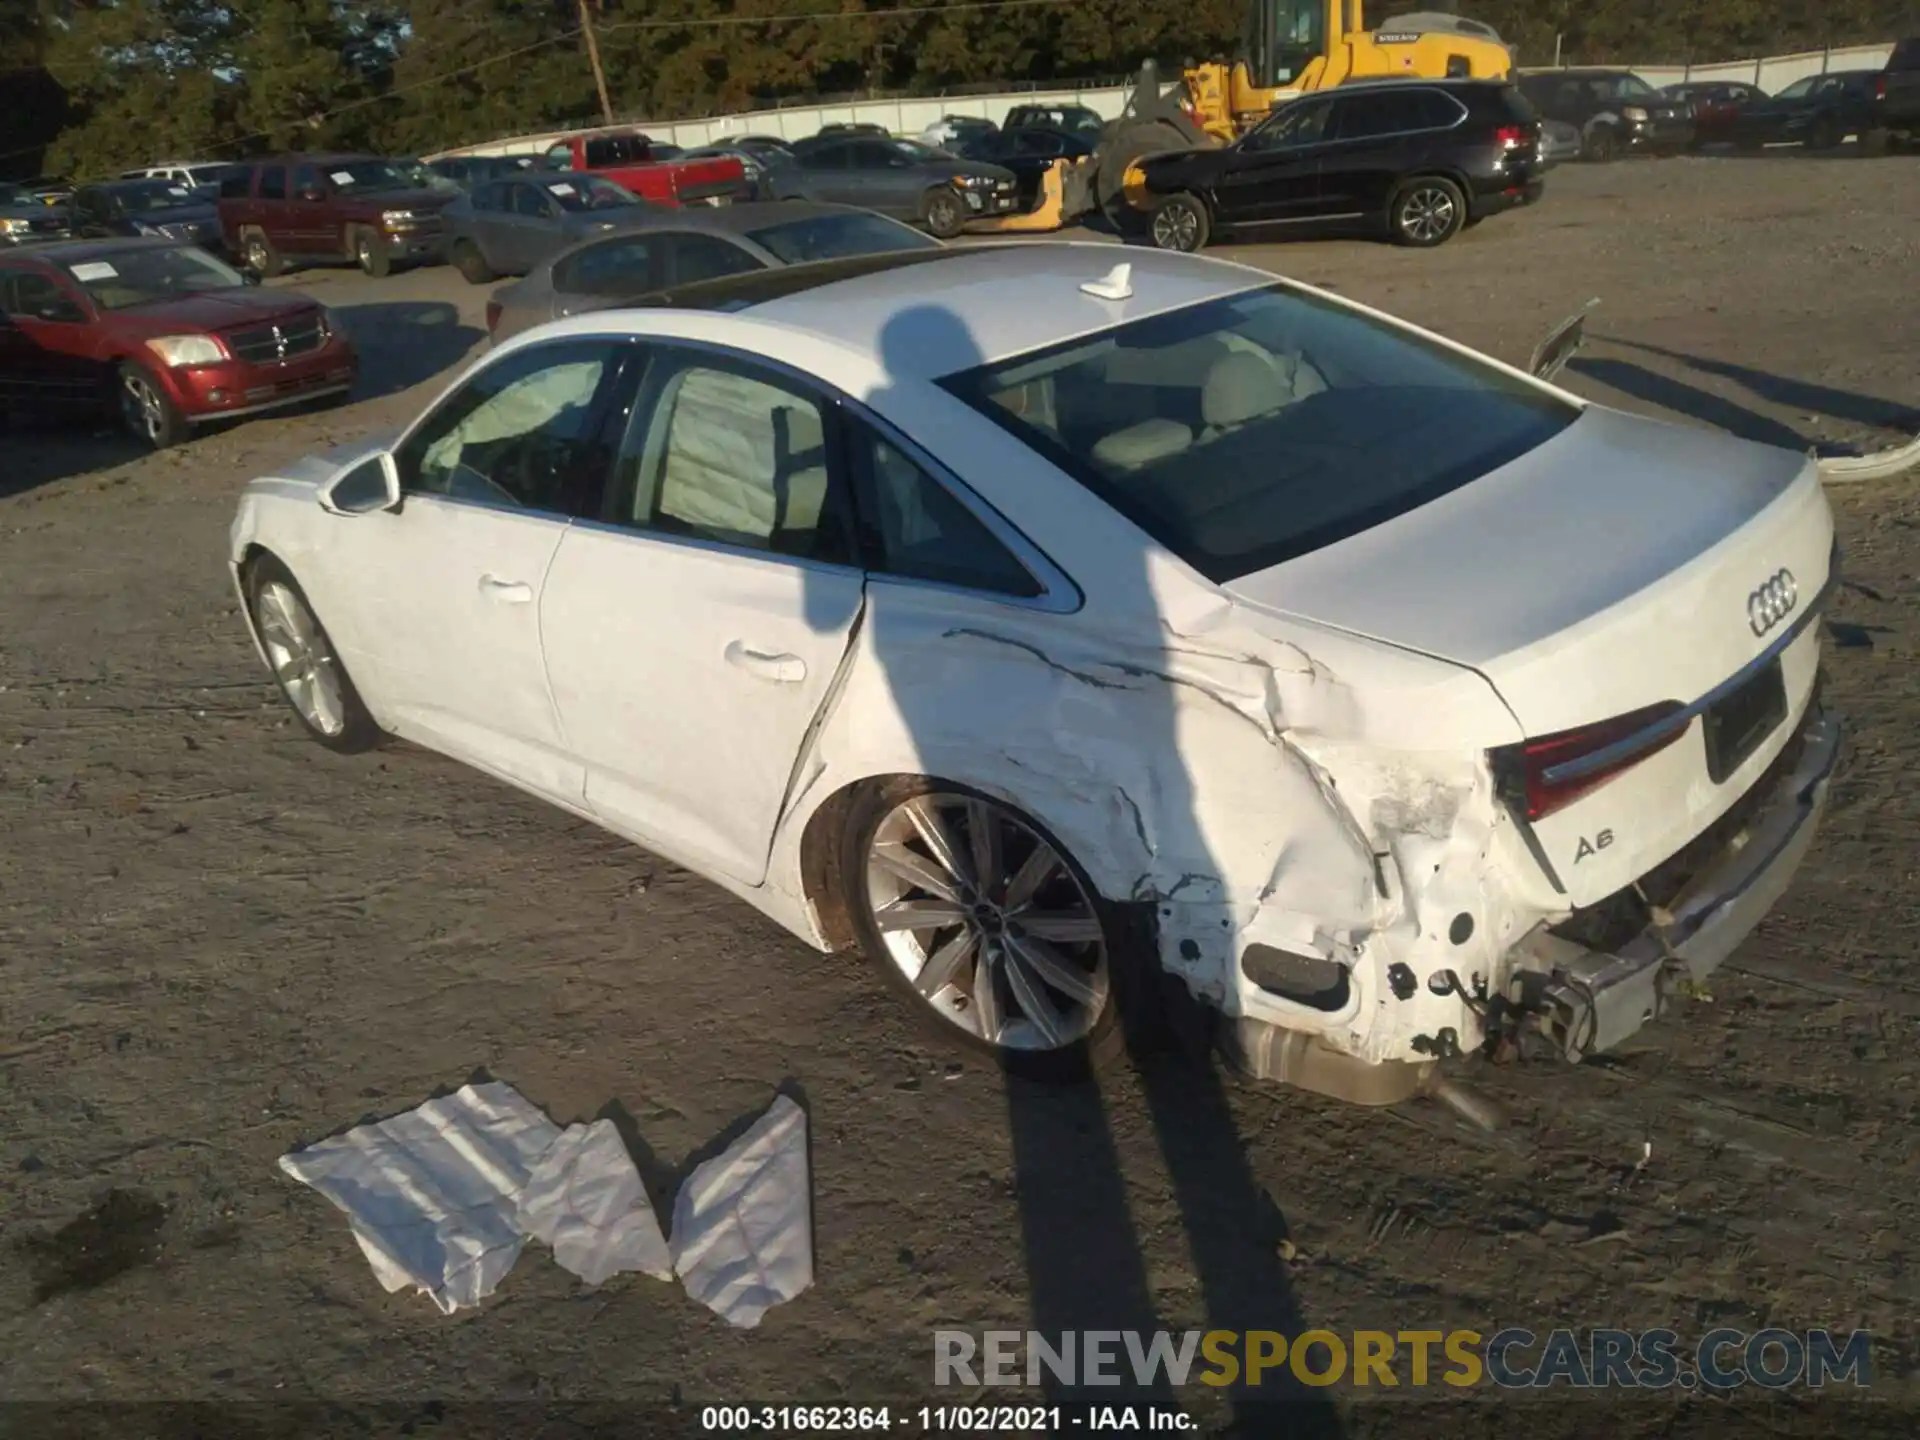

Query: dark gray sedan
[786,135,1017,237]
[485,201,939,344]
[443,172,647,283]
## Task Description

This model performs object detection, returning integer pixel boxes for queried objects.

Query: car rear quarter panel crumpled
[731,319,1551,1066]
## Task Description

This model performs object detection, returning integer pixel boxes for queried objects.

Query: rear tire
[922,188,966,239]
[241,229,282,279]
[1147,193,1210,252]
[840,778,1129,1082]
[354,227,392,277]
[451,239,495,284]
[1389,176,1466,248]
[245,554,383,754]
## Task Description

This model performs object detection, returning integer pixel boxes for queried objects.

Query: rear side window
[850,430,1041,598]
[1331,91,1432,140]
[941,283,1575,584]
[585,135,638,166]
[667,234,763,284]
[555,236,656,296]
[259,166,286,200]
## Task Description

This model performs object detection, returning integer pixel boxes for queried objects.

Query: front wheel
[1389,176,1466,248]
[1807,114,1844,150]
[923,188,966,239]
[1582,126,1618,163]
[842,780,1122,1080]
[117,361,190,449]
[1148,193,1210,252]
[246,555,382,753]
[354,227,392,278]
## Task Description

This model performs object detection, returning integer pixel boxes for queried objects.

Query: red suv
[0,239,357,448]
[218,154,458,277]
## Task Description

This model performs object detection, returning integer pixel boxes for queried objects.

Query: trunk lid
[1222,405,1834,901]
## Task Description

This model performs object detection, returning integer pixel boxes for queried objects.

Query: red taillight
[1492,701,1690,821]
[1494,124,1529,147]
[1875,74,1887,100]
[485,298,502,334]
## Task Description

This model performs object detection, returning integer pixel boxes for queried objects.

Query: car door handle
[478,575,533,604]
[724,641,806,684]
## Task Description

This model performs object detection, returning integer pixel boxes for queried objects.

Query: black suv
[68,178,224,250]
[1881,38,1920,149]
[1134,79,1545,253]
[1516,69,1693,160]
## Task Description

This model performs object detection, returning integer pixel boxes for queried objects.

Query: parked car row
[1519,46,1920,160]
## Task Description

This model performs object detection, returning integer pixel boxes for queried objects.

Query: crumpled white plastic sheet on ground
[281,1083,812,1325]
[516,1118,673,1285]
[278,1081,563,1314]
[671,1094,813,1329]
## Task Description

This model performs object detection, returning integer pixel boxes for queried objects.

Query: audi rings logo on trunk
[1748,569,1798,636]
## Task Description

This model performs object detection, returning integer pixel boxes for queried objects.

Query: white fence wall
[434,41,1897,159]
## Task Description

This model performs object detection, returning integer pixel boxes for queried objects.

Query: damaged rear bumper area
[1511,705,1842,1062]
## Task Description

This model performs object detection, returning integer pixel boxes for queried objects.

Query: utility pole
[579,0,614,125]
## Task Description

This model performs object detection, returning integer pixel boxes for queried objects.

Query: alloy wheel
[255,581,346,737]
[1398,187,1457,243]
[119,370,166,444]
[863,793,1110,1052]
[246,237,268,272]
[1151,203,1199,251]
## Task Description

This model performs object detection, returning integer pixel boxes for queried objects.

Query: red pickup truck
[539,131,750,207]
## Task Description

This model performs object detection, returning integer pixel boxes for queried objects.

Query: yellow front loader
[971,1,1514,233]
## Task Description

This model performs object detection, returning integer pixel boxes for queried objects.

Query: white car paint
[229,243,1840,1104]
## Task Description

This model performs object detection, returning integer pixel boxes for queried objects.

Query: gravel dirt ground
[2,151,1917,1436]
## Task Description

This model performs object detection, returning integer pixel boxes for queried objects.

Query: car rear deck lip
[1539,560,1837,787]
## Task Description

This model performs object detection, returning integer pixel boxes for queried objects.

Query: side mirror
[318,454,402,516]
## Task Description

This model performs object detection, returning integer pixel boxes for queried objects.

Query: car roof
[619,242,1271,377]
[6,237,195,265]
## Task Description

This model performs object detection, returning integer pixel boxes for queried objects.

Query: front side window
[941,284,1575,583]
[509,183,554,218]
[62,245,244,310]
[798,143,851,170]
[1775,77,1816,100]
[394,341,625,513]
[850,431,1040,597]
[1242,98,1333,152]
[610,357,849,563]
[7,271,85,321]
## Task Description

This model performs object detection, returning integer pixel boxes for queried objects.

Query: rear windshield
[940,284,1576,583]
[744,212,939,264]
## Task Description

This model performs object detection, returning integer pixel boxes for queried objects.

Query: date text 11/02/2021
[701,1407,1194,1431]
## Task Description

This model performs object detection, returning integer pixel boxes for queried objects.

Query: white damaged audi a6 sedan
[228,243,1840,1112]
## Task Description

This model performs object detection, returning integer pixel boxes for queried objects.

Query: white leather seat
[1090,417,1193,471]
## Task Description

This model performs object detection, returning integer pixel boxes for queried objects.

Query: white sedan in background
[229,243,1840,1116]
